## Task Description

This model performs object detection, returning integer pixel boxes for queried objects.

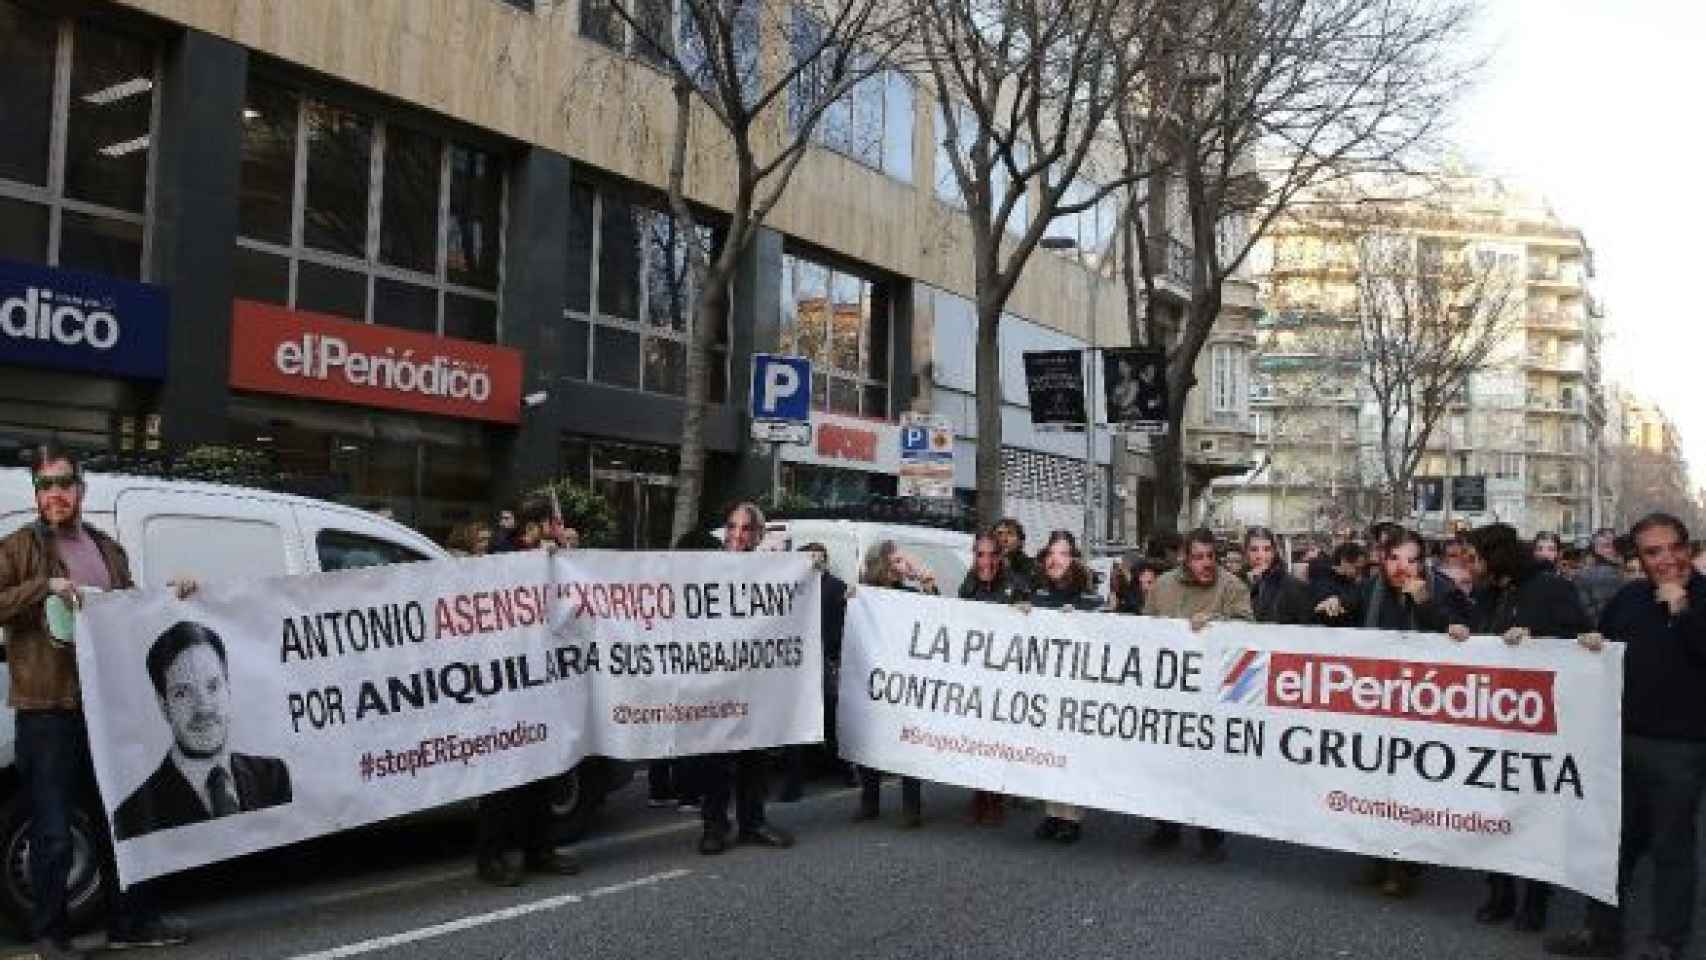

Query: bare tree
[574,0,912,540]
[1612,443,1704,534]
[1250,316,1366,531]
[1116,0,1480,533]
[915,0,1172,528]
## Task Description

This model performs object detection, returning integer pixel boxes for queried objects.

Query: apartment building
[1226,173,1608,541]
[0,0,1268,545]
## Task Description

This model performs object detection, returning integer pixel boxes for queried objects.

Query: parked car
[0,469,624,934]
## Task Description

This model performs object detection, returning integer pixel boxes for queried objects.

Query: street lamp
[1040,234,1100,549]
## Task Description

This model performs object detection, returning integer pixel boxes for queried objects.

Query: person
[853,541,938,826]
[1221,547,1248,582]
[1317,527,1446,897]
[1547,514,1706,960]
[491,508,519,552]
[1450,523,1588,934]
[1244,527,1311,625]
[1027,531,1104,844]
[0,443,194,957]
[1532,530,1562,571]
[1106,558,1143,614]
[1107,356,1142,421]
[1693,542,1706,578]
[473,496,581,886]
[113,622,292,840]
[994,518,1036,587]
[1573,527,1626,625]
[1142,528,1254,860]
[778,541,852,802]
[648,530,721,812]
[1146,532,1183,569]
[1559,545,1585,578]
[1134,560,1163,601]
[959,530,1031,825]
[444,521,493,557]
[1308,541,1364,613]
[696,503,794,854]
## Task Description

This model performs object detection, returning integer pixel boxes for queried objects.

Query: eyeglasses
[33,476,78,492]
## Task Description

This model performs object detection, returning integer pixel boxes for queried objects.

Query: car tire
[0,792,105,937]
[544,761,602,844]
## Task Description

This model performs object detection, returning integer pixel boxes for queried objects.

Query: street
[9,774,1686,960]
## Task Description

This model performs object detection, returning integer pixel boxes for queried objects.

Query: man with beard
[0,444,194,957]
[113,622,293,839]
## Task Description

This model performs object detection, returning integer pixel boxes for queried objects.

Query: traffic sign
[749,353,811,424]
[898,412,954,499]
[751,420,811,445]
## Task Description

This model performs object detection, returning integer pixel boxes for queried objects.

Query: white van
[0,469,620,934]
[759,519,974,592]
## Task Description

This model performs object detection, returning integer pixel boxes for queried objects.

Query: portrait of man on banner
[113,621,293,841]
[1103,348,1167,427]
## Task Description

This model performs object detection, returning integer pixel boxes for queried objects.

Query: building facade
[0,0,1252,547]
[1228,173,1609,541]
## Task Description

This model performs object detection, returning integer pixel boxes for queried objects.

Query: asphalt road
[7,776,1696,960]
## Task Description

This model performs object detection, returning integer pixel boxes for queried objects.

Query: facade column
[718,226,785,508]
[150,29,247,449]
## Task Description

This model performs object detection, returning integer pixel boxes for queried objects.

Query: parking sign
[749,353,811,423]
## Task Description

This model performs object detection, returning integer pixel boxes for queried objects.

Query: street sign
[751,420,811,445]
[749,353,812,425]
[1451,475,1488,513]
[1022,350,1087,431]
[898,412,954,499]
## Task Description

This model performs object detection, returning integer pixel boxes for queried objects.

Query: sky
[1451,0,1706,486]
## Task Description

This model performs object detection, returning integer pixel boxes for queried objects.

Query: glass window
[0,2,57,187]
[881,71,914,181]
[373,278,438,334]
[594,325,640,388]
[64,22,153,213]
[297,260,368,321]
[238,77,298,244]
[634,0,675,67]
[644,336,685,396]
[380,124,441,273]
[829,377,859,415]
[830,272,862,371]
[233,245,290,306]
[446,144,503,290]
[316,529,427,572]
[792,258,829,363]
[58,212,143,281]
[303,100,372,258]
[579,0,623,48]
[0,197,48,263]
[781,252,891,416]
[848,64,884,167]
[562,316,590,380]
[597,196,642,321]
[443,292,497,344]
[565,184,594,313]
[866,285,890,379]
[644,211,691,332]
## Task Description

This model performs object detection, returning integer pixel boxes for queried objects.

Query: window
[1044,176,1119,260]
[779,252,891,417]
[586,0,760,97]
[561,182,730,401]
[788,13,913,180]
[934,101,1029,234]
[0,3,158,275]
[235,74,505,341]
[1210,344,1245,414]
[316,529,428,572]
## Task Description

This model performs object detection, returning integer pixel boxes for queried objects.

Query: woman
[854,540,937,826]
[445,521,493,557]
[1028,531,1104,845]
[1531,531,1562,571]
[1453,523,1589,933]
[1106,559,1145,614]
[958,530,1030,826]
[1244,527,1312,625]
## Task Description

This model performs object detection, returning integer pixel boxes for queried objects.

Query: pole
[1083,248,1099,550]
[770,440,781,505]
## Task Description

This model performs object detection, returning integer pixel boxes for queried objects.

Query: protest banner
[839,588,1622,901]
[76,550,821,886]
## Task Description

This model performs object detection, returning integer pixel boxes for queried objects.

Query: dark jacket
[821,571,849,665]
[1324,576,1449,633]
[1572,559,1625,625]
[1005,550,1039,589]
[113,752,294,841]
[1481,563,1591,639]
[0,520,133,710]
[1029,581,1103,612]
[958,571,1030,605]
[1599,572,1706,741]
[1249,567,1313,625]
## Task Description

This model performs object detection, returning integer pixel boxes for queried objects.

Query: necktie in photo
[207,766,240,817]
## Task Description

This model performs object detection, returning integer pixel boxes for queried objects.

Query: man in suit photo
[114,621,292,841]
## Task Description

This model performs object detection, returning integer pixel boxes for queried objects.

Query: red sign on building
[228,300,523,424]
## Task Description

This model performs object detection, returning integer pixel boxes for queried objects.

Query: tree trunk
[670,261,735,543]
[1151,425,1185,534]
[973,294,1005,528]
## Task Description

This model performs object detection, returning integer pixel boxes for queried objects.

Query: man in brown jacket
[1141,528,1252,860]
[0,445,192,959]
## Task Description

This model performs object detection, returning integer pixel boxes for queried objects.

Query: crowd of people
[4,440,1703,960]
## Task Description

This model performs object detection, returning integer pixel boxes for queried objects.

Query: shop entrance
[561,437,679,549]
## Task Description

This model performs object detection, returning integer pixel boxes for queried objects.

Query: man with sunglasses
[696,502,794,854]
[0,445,194,959]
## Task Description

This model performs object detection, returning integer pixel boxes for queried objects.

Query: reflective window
[780,252,891,417]
[0,5,156,277]
[935,100,1030,234]
[236,72,504,336]
[790,12,913,180]
[562,182,729,400]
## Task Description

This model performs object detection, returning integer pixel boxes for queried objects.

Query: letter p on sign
[749,353,811,423]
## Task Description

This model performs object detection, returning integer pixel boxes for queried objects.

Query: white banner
[840,588,1623,902]
[77,550,821,885]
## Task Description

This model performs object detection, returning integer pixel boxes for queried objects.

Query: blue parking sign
[749,353,811,422]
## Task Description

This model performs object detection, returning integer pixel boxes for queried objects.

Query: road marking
[282,868,692,960]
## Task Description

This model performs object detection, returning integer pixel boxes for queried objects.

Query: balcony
[1524,395,1586,416]
[1186,410,1256,481]
[1528,263,1583,289]
[1525,309,1583,335]
[1523,348,1585,374]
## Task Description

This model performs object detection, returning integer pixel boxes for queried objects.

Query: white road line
[282,868,692,960]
